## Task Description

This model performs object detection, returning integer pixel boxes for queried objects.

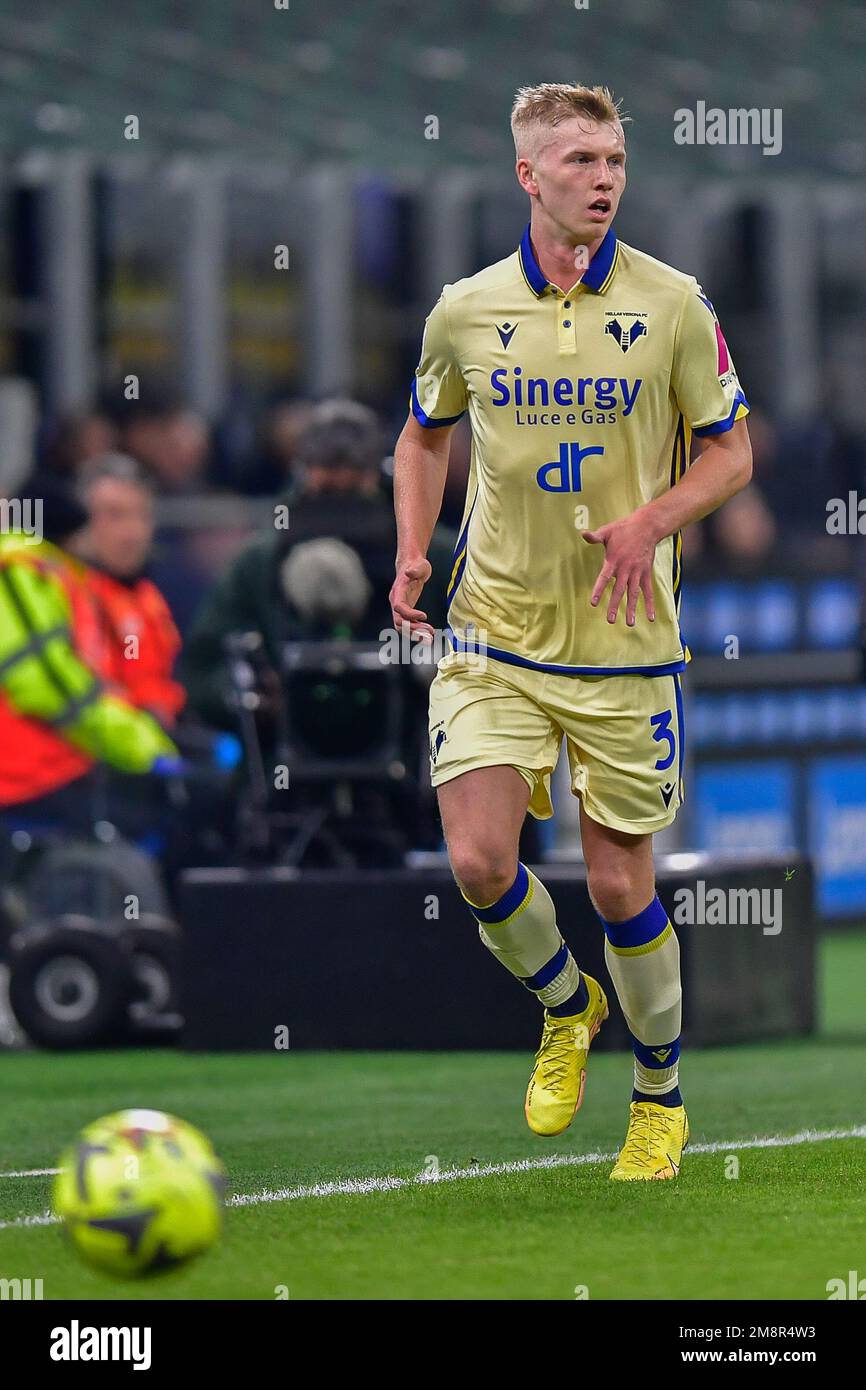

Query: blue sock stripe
[599,894,669,949]
[519,942,569,991]
[469,862,530,924]
[547,974,589,1016]
[631,1035,681,1069]
[633,1086,682,1108]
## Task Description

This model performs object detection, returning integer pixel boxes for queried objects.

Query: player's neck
[528,218,606,295]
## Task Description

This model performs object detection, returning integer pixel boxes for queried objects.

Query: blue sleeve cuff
[692,390,750,437]
[410,379,466,429]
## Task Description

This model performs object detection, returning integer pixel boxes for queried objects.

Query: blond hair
[511,83,629,159]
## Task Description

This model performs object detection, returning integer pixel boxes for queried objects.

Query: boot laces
[534,1018,582,1095]
[621,1105,674,1170]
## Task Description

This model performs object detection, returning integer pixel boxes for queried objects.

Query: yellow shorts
[428,650,685,835]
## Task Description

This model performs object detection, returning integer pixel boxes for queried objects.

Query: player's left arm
[586,282,753,627]
[639,419,753,537]
[584,420,752,626]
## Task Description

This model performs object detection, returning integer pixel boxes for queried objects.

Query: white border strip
[1,1125,862,1231]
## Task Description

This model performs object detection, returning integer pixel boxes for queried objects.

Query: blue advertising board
[693,761,798,854]
[807,757,866,916]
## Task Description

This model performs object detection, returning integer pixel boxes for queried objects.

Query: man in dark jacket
[183,401,455,722]
[181,400,456,862]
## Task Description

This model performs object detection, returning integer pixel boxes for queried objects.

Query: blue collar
[518,223,619,297]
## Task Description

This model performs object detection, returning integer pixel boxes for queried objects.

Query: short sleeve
[410,292,468,428]
[671,283,750,436]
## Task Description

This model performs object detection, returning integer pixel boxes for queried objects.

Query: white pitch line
[1,1126,863,1232]
[0,1210,58,1230]
[0,1167,61,1178]
[229,1125,866,1207]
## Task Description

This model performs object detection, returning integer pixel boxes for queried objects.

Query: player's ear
[515,158,538,195]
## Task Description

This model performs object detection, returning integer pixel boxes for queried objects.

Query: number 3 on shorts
[649,709,676,771]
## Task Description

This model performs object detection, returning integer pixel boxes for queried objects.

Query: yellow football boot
[524,974,608,1136]
[609,1100,689,1181]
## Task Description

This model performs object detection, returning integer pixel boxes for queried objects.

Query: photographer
[183,400,455,725]
[181,399,456,862]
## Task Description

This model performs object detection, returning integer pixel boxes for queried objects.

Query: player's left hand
[582,513,658,626]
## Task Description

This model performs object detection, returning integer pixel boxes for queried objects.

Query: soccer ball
[52,1108,227,1277]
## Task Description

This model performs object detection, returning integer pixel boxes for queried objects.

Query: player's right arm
[391,290,468,641]
[390,413,457,641]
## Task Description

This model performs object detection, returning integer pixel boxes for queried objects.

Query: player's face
[522,117,626,243]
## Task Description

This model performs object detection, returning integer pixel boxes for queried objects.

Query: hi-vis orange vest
[85,568,185,728]
[0,536,176,805]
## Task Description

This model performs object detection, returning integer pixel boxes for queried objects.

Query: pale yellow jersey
[411,224,749,676]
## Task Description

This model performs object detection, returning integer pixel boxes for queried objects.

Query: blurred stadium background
[0,0,864,1059]
[1,0,865,1307]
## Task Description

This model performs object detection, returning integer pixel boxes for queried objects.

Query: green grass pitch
[0,932,864,1301]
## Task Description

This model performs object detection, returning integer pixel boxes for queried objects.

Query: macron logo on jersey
[496,321,518,349]
[490,367,642,416]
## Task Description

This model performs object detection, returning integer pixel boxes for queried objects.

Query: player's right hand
[390,557,435,642]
